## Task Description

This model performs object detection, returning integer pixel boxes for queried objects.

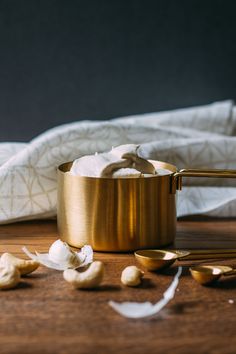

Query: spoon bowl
[134,249,190,271]
[190,265,234,285]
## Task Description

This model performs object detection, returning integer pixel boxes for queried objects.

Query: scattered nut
[121,265,144,287]
[0,264,20,290]
[63,261,104,289]
[0,253,39,275]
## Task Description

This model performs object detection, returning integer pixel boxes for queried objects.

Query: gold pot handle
[171,168,236,193]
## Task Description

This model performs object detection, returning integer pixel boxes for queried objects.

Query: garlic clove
[121,266,144,287]
[48,239,79,268]
[22,240,93,271]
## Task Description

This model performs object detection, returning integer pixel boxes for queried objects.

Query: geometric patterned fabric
[0,100,236,223]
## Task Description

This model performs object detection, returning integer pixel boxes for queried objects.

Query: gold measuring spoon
[134,250,190,271]
[134,249,236,271]
[190,265,236,285]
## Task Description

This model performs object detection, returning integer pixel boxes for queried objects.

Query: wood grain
[0,219,236,354]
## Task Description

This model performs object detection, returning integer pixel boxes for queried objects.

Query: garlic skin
[109,266,182,319]
[23,241,93,271]
[48,240,79,268]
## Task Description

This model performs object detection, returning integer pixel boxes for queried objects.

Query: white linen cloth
[1,100,236,224]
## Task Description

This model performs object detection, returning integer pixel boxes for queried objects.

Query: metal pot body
[57,160,177,251]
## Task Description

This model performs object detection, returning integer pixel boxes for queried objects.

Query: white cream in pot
[69,144,171,178]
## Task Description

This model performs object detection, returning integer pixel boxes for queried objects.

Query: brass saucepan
[57,161,236,251]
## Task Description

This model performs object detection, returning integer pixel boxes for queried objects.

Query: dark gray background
[0,0,236,141]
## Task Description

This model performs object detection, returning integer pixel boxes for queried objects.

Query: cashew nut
[121,265,144,287]
[0,253,39,275]
[0,264,20,290]
[63,261,104,289]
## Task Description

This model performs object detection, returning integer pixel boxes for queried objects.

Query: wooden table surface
[0,219,236,354]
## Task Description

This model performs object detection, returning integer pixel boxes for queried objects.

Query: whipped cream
[69,144,171,178]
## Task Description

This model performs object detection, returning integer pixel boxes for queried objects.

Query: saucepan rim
[57,159,177,180]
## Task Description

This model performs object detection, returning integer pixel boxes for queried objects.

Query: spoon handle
[224,269,236,276]
[175,249,236,260]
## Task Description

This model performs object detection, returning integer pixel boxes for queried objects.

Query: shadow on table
[169,300,200,315]
[17,281,33,290]
[157,266,190,277]
[209,277,236,289]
